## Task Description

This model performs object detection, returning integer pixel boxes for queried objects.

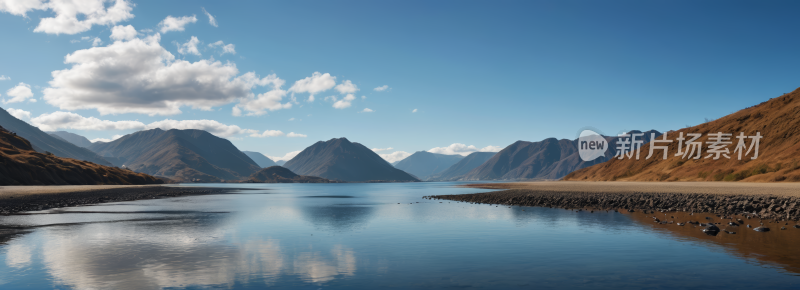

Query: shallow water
[0,182,799,289]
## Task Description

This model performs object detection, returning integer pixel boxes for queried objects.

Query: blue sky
[2,0,800,162]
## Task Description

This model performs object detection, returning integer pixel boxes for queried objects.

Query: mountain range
[428,152,496,181]
[89,128,261,182]
[393,151,464,180]
[459,130,660,181]
[0,107,112,166]
[49,131,94,148]
[284,138,418,182]
[0,125,161,185]
[249,166,340,183]
[565,89,800,182]
[243,151,278,168]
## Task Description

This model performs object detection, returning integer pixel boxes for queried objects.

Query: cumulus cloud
[268,150,301,162]
[145,119,258,137]
[6,108,31,120]
[31,111,145,131]
[427,143,503,156]
[249,130,284,138]
[289,72,335,102]
[373,85,389,92]
[91,37,102,47]
[43,33,285,116]
[334,80,358,94]
[379,151,411,163]
[0,75,9,80]
[330,94,356,109]
[158,15,197,33]
[361,108,373,113]
[232,106,242,116]
[201,7,217,27]
[177,36,201,56]
[110,25,137,41]
[0,0,134,35]
[235,74,292,115]
[208,40,235,55]
[287,132,306,138]
[89,134,123,143]
[412,108,417,113]
[371,147,393,152]
[4,82,33,104]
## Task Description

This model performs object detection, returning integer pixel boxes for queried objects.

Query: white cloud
[208,40,235,55]
[89,134,123,143]
[371,147,393,152]
[287,132,306,138]
[4,82,33,104]
[43,34,283,116]
[412,108,418,113]
[379,151,411,163]
[110,25,137,41]
[268,150,301,162]
[249,130,284,138]
[91,37,102,47]
[232,106,242,116]
[334,80,358,94]
[0,0,134,35]
[289,72,336,102]
[235,74,292,115]
[288,117,295,121]
[201,7,217,27]
[361,95,366,100]
[427,143,503,156]
[177,36,201,56]
[158,15,197,33]
[373,85,389,92]
[6,108,31,120]
[145,119,257,138]
[361,108,373,113]
[332,94,356,109]
[0,75,9,80]
[30,111,146,131]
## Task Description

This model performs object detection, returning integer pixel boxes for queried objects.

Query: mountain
[248,166,340,183]
[0,125,161,185]
[460,130,660,181]
[0,107,112,166]
[275,160,287,166]
[393,151,464,180]
[429,152,497,181]
[48,131,93,148]
[565,89,800,182]
[88,128,260,182]
[242,151,278,168]
[284,137,419,182]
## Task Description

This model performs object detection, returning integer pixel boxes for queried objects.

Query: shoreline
[0,185,247,215]
[428,181,800,221]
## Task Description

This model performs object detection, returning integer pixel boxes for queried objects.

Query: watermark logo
[578,129,607,161]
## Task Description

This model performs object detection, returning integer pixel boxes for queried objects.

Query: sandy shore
[465,181,800,196]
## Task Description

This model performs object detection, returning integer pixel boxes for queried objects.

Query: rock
[754,226,770,232]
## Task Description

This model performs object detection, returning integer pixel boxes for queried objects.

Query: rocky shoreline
[427,188,800,222]
[0,186,245,215]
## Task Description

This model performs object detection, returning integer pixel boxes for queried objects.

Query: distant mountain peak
[285,138,418,182]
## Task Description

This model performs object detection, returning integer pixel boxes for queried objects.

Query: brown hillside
[0,126,162,185]
[565,87,800,182]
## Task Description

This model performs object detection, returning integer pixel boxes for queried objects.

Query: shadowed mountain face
[429,152,497,181]
[275,160,287,166]
[0,107,112,166]
[249,166,340,183]
[284,138,419,182]
[566,88,800,182]
[88,129,260,182]
[242,151,278,168]
[393,151,464,180]
[0,126,161,185]
[48,131,93,148]
[461,130,660,181]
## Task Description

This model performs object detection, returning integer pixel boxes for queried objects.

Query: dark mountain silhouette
[461,130,660,181]
[88,128,260,182]
[242,151,278,168]
[0,125,161,185]
[248,166,340,183]
[429,152,497,181]
[394,151,463,180]
[284,137,418,182]
[49,131,93,148]
[0,107,112,166]
[566,88,800,182]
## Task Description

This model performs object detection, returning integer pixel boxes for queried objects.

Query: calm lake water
[1,182,799,289]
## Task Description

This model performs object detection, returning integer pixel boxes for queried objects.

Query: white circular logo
[578,129,607,161]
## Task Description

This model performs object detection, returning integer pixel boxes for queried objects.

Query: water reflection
[300,205,375,232]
